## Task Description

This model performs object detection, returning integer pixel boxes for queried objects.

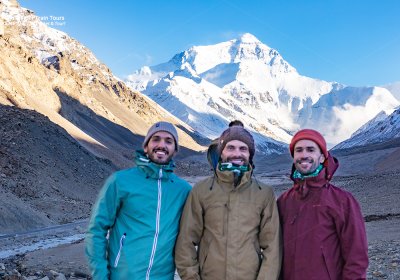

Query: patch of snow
[0,234,85,259]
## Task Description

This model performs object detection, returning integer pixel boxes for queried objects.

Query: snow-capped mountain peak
[126,33,399,152]
[185,33,295,75]
[237,32,260,43]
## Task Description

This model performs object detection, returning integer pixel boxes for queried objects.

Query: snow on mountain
[382,81,400,101]
[126,33,335,153]
[1,0,113,84]
[298,86,399,146]
[126,33,399,150]
[334,106,400,150]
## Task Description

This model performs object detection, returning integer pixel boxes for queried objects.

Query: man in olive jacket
[175,126,281,280]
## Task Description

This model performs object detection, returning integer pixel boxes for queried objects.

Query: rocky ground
[1,171,399,279]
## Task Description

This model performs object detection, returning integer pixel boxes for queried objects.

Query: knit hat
[289,129,328,158]
[218,126,255,162]
[143,121,179,151]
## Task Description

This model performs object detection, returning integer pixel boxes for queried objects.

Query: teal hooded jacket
[85,151,191,279]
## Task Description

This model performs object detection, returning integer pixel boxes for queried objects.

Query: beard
[295,157,320,175]
[223,156,249,166]
[147,148,174,165]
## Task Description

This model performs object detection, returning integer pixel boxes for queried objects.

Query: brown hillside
[0,104,116,234]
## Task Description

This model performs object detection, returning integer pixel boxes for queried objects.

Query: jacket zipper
[114,233,126,268]
[146,168,163,280]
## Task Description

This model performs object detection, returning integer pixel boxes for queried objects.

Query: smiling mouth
[299,162,311,168]
[229,158,245,165]
[297,158,313,164]
[154,149,168,156]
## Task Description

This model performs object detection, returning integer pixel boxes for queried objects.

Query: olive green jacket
[175,168,282,280]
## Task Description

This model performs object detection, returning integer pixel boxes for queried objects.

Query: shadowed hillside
[0,104,115,233]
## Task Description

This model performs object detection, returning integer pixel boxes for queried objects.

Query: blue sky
[19,0,400,87]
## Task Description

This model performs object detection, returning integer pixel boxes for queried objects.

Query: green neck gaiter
[219,162,249,173]
[293,164,323,180]
[219,162,249,187]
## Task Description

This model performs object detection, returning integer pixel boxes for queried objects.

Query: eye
[240,146,248,152]
[151,136,161,142]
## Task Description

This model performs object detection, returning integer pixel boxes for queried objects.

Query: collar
[216,163,252,190]
[134,150,175,179]
[292,164,323,180]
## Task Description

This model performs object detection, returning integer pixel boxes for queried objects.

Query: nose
[231,147,242,157]
[298,149,309,157]
[159,139,168,147]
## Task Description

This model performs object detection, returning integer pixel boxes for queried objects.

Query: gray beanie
[143,121,179,151]
[218,126,255,162]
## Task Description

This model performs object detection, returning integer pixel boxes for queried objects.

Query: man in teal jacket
[85,121,192,279]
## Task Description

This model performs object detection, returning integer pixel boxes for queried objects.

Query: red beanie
[289,129,328,158]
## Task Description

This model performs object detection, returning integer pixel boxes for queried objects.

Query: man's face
[220,140,250,166]
[293,139,325,175]
[144,131,176,164]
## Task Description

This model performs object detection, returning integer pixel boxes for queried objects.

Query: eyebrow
[295,146,316,150]
[227,144,248,149]
[152,135,174,141]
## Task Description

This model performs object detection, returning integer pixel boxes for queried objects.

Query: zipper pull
[114,233,127,268]
[120,233,127,247]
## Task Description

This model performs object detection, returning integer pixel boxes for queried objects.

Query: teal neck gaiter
[293,164,323,180]
[219,162,250,187]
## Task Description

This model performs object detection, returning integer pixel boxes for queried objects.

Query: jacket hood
[323,152,339,181]
[291,152,338,182]
[290,152,339,199]
[135,150,175,179]
[207,139,219,171]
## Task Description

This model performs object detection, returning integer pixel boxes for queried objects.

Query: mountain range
[1,0,400,158]
[126,33,399,150]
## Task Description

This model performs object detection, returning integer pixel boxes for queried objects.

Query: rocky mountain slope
[0,0,204,170]
[334,106,400,150]
[0,0,206,234]
[0,104,115,234]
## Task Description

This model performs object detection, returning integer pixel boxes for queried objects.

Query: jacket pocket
[199,235,211,271]
[204,202,226,236]
[253,238,262,263]
[321,247,334,280]
[114,233,126,268]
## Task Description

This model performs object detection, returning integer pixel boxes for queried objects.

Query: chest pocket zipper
[114,233,126,268]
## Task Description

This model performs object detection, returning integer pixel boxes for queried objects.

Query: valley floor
[1,171,399,279]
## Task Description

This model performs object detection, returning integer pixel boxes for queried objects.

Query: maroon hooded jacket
[277,153,368,280]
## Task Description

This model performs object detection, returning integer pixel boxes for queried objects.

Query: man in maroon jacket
[277,129,369,280]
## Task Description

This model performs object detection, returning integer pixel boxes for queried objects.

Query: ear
[319,153,326,164]
[144,145,148,154]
